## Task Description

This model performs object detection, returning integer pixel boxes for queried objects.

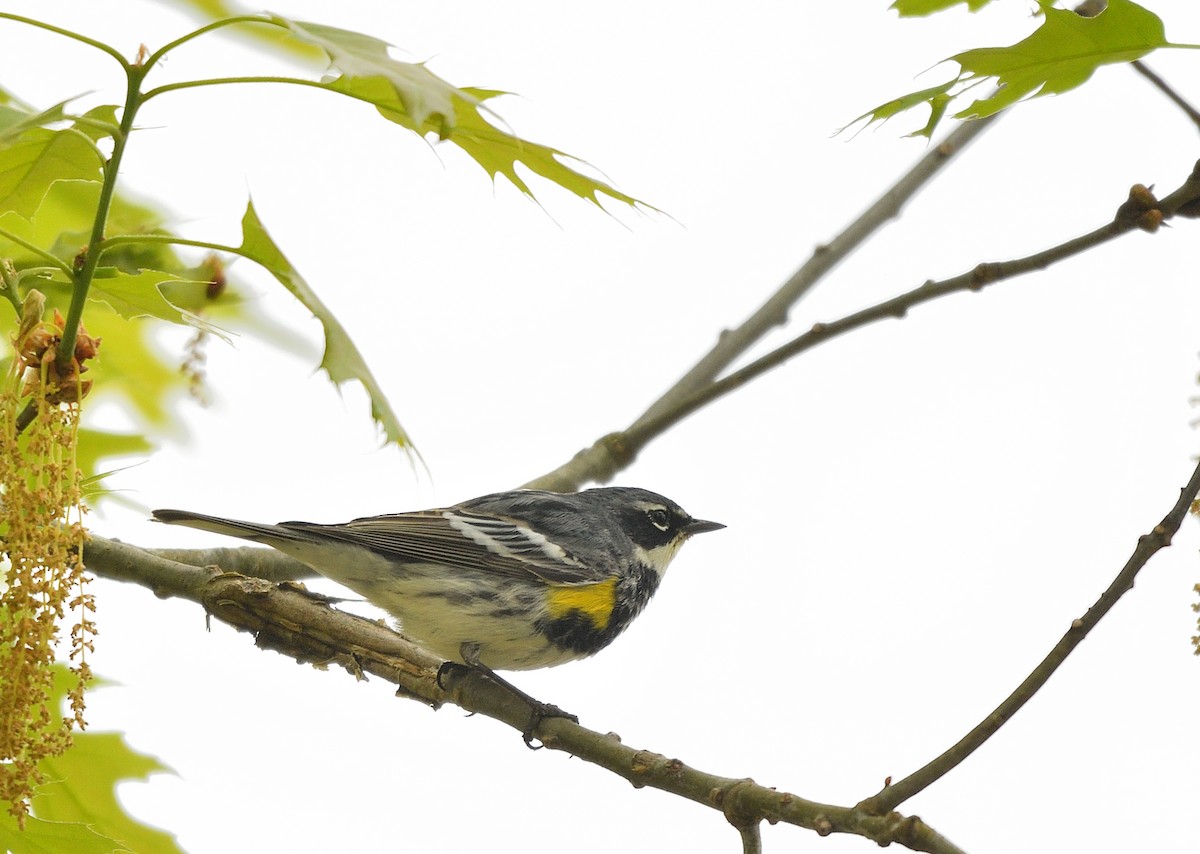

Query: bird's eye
[647,508,671,531]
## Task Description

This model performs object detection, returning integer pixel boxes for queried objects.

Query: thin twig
[857,454,1200,815]
[633,115,998,429]
[531,164,1200,490]
[523,114,1000,491]
[738,823,763,854]
[83,534,965,854]
[1132,60,1200,131]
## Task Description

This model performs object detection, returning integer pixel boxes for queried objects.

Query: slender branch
[141,15,278,73]
[1132,60,1200,130]
[0,13,130,67]
[527,163,1200,491]
[737,823,762,854]
[83,534,964,854]
[523,115,999,491]
[0,226,74,277]
[632,114,999,433]
[141,75,330,104]
[58,125,109,167]
[1,260,25,313]
[857,454,1200,815]
[97,234,239,255]
[54,66,147,363]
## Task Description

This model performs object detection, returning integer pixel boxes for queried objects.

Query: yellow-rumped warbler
[152,487,722,674]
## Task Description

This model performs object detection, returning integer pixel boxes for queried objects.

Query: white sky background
[4,1,1200,852]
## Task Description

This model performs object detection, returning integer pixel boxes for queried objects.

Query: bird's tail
[152,509,306,545]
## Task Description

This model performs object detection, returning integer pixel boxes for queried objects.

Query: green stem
[0,227,74,276]
[55,65,146,363]
[98,234,239,255]
[0,261,23,314]
[141,15,279,72]
[0,13,129,66]
[142,75,329,104]
[60,125,109,167]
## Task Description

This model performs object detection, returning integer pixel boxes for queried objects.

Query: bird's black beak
[683,518,725,536]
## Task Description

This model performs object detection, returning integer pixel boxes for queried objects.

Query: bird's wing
[279,509,614,585]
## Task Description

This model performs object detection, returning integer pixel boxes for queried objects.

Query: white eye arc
[647,507,671,531]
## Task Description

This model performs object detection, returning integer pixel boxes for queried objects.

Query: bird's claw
[522,701,578,749]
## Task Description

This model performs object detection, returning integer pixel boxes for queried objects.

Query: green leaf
[0,99,73,145]
[355,81,647,209]
[842,81,957,135]
[236,200,412,449]
[35,733,180,854]
[906,92,953,139]
[0,814,125,854]
[0,127,105,218]
[891,0,995,15]
[88,268,226,335]
[441,87,647,209]
[952,0,1167,119]
[267,13,647,209]
[854,0,1178,137]
[274,16,465,129]
[71,104,121,143]
[14,666,184,854]
[76,427,154,492]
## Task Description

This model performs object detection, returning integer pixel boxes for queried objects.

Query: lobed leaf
[88,267,228,336]
[0,815,122,854]
[0,127,104,218]
[364,83,647,209]
[15,666,183,854]
[268,12,647,209]
[952,0,1167,119]
[440,87,646,209]
[275,16,466,130]
[855,0,1178,137]
[0,99,73,144]
[36,732,180,854]
[891,0,996,15]
[76,427,154,495]
[842,81,957,136]
[237,200,412,449]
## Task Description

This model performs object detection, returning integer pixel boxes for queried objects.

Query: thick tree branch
[84,535,964,853]
[145,545,316,583]
[856,454,1200,815]
[528,161,1200,490]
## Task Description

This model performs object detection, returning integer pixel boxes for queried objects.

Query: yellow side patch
[546,577,618,630]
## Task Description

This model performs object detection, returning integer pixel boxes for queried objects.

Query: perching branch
[83,534,965,854]
[144,545,315,583]
[857,453,1200,815]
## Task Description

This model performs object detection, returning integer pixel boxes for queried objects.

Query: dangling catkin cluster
[0,292,96,826]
